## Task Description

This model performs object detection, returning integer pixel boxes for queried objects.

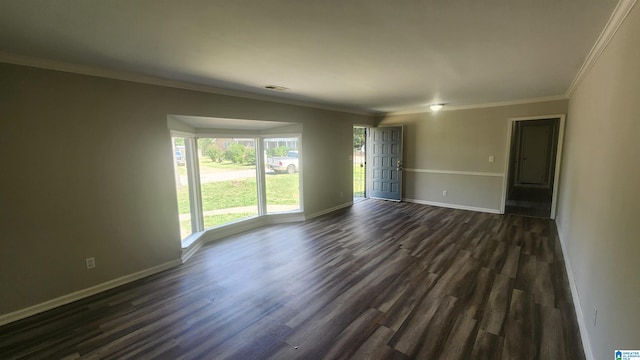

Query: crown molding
[381,95,569,116]
[566,0,638,96]
[6,0,633,123]
[0,52,376,117]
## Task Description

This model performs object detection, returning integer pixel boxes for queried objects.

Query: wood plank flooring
[0,200,585,359]
[505,187,553,218]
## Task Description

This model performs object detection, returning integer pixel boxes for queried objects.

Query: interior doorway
[503,115,565,218]
[353,126,367,202]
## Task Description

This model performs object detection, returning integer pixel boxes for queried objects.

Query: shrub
[206,145,224,163]
[267,146,289,157]
[225,143,246,164]
[245,148,256,165]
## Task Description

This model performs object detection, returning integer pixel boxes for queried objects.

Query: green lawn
[176,160,365,234]
[176,158,253,176]
[354,163,366,197]
[181,213,257,232]
[203,213,257,226]
[176,173,299,214]
[199,157,255,172]
[175,161,369,236]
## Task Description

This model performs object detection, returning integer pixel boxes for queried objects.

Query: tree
[173,137,185,146]
[245,148,256,165]
[267,146,289,157]
[198,138,216,155]
[225,143,246,164]
[353,127,366,149]
[205,145,224,163]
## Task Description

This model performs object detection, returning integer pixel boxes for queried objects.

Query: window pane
[172,137,192,240]
[264,137,300,213]
[198,138,258,227]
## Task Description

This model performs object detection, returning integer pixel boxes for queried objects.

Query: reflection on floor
[505,187,553,218]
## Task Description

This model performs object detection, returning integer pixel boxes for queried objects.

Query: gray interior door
[368,126,403,201]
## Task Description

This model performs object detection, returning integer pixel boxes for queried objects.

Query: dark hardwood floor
[505,187,553,218]
[0,200,584,359]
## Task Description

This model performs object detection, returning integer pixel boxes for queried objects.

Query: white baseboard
[555,221,593,360]
[200,216,267,243]
[0,259,182,327]
[306,201,353,220]
[181,238,204,263]
[403,198,502,214]
[265,212,306,224]
[0,203,354,328]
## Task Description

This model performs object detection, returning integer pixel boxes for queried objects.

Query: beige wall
[0,63,372,316]
[557,4,640,359]
[377,100,568,211]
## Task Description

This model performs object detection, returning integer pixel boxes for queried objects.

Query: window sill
[181,211,305,263]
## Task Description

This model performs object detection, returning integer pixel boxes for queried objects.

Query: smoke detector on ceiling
[264,85,289,91]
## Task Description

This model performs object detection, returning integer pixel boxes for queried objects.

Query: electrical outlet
[442,190,447,197]
[339,191,343,197]
[593,307,597,326]
[86,257,96,269]
[489,155,495,163]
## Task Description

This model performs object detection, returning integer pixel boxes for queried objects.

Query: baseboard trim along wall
[0,259,182,327]
[181,235,205,263]
[403,198,502,214]
[1,209,313,327]
[555,221,594,360]
[306,201,354,220]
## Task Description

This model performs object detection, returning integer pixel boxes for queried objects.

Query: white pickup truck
[267,151,299,174]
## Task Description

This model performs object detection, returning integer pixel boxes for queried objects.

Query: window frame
[261,135,303,215]
[171,130,303,247]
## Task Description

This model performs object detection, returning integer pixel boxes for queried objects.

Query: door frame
[501,114,566,219]
[353,125,369,201]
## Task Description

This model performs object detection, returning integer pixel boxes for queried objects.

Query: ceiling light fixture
[264,85,289,91]
[429,103,444,111]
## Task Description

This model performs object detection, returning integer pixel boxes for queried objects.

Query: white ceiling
[0,0,620,114]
